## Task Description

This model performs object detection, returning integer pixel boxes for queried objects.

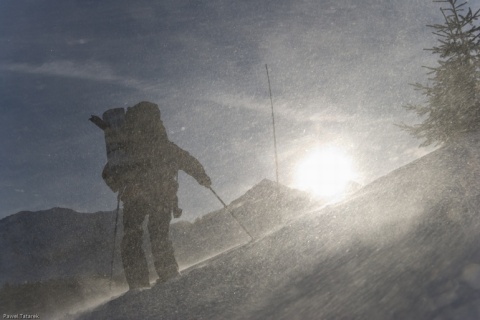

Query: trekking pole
[208,187,253,240]
[109,193,121,290]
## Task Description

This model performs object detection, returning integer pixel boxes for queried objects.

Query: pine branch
[401,0,480,147]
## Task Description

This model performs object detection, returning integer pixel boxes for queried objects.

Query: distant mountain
[80,134,480,320]
[172,179,317,268]
[0,208,117,285]
[228,178,316,237]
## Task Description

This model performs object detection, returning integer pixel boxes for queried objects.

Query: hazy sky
[2,0,478,220]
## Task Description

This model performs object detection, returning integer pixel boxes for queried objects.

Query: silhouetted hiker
[91,101,211,290]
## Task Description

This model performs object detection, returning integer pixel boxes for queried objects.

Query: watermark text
[3,314,40,319]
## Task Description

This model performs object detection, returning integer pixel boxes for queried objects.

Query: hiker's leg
[121,199,150,289]
[148,204,179,282]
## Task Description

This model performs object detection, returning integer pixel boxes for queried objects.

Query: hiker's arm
[171,143,211,188]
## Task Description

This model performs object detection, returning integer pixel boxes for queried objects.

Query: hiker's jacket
[119,109,210,202]
[121,139,210,203]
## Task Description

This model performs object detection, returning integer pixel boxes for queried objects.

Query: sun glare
[294,147,355,198]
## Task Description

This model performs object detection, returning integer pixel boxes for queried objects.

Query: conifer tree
[401,0,480,146]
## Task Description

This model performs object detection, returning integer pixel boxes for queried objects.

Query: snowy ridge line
[173,200,327,279]
[179,240,249,275]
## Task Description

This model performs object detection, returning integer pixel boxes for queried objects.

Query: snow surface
[75,134,480,320]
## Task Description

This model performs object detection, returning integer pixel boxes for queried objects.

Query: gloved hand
[173,207,183,218]
[199,175,212,188]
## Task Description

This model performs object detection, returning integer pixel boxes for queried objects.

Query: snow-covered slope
[79,135,480,320]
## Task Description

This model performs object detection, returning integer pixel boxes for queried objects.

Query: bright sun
[294,147,355,198]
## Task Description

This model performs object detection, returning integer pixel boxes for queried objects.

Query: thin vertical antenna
[265,64,279,185]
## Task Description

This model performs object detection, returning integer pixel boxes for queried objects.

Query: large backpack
[90,101,169,193]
